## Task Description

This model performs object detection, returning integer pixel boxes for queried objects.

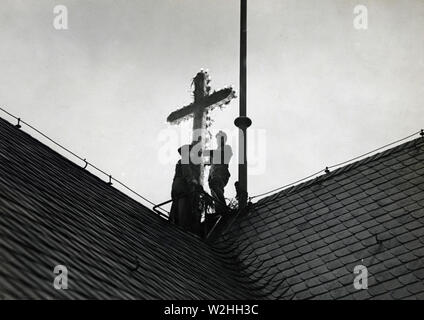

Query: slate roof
[218,135,424,299]
[0,117,256,299]
[1,114,424,300]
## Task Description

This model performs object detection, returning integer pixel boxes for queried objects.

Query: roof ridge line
[0,111,157,208]
[0,116,158,216]
[255,135,424,207]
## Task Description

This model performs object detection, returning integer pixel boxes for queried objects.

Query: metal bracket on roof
[15,118,21,129]
[83,158,88,169]
[376,234,383,245]
[107,175,113,186]
[128,258,140,272]
[420,129,424,137]
[325,167,330,174]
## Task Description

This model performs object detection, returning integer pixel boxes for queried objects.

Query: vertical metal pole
[235,0,251,210]
[240,0,247,119]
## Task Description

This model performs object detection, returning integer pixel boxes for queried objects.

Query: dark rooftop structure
[0,117,255,299]
[218,133,424,299]
[1,116,423,299]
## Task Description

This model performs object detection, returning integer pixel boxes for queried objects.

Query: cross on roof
[167,70,236,185]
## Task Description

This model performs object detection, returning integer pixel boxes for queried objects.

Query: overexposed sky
[1,0,423,207]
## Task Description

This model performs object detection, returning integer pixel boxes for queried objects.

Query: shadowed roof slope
[2,114,423,300]
[0,117,254,299]
[219,136,424,299]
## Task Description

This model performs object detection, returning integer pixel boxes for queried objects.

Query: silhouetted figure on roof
[207,131,233,215]
[169,145,199,230]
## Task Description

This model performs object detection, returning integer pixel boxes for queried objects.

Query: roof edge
[254,135,424,207]
[0,116,158,216]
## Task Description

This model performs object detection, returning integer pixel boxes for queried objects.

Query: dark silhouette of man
[169,145,198,230]
[207,131,233,214]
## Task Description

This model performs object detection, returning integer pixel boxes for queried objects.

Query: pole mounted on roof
[235,0,252,209]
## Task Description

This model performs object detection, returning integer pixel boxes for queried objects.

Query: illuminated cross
[167,70,236,186]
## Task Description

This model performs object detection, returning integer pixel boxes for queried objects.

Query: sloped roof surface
[2,114,423,301]
[0,117,253,299]
[220,136,424,299]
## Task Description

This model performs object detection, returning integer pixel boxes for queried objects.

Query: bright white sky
[1,0,423,208]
